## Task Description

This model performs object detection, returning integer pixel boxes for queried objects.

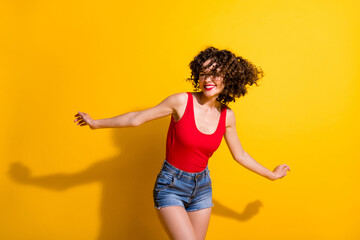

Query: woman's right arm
[74,93,185,130]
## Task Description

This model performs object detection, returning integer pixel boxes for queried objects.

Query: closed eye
[200,73,211,78]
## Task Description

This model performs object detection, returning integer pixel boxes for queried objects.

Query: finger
[80,122,87,126]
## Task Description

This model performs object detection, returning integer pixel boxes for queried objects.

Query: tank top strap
[219,105,227,132]
[186,92,193,119]
[186,92,193,108]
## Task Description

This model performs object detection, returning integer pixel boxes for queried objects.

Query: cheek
[218,80,225,90]
[198,80,204,87]
[219,84,225,91]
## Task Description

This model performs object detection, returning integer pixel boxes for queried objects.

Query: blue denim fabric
[153,159,214,212]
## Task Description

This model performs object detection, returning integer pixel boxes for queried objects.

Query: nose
[203,75,215,81]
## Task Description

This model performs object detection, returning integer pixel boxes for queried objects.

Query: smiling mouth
[204,85,215,91]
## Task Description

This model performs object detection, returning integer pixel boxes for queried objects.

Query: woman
[74,46,291,240]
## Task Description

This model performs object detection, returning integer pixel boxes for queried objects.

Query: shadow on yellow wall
[8,117,263,239]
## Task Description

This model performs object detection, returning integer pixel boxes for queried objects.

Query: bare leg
[156,206,197,240]
[187,207,212,240]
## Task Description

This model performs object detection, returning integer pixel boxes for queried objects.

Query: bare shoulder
[164,92,189,121]
[168,92,188,102]
[225,107,236,128]
[164,92,188,108]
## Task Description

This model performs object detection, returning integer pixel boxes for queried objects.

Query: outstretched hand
[74,111,97,130]
[272,164,291,180]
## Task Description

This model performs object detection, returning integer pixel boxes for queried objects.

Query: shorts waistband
[161,159,209,180]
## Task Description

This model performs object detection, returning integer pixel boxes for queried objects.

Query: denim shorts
[153,159,214,212]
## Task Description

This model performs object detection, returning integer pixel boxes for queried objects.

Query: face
[198,59,225,97]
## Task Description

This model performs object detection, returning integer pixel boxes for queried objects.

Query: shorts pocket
[204,176,212,187]
[155,171,176,192]
[206,169,212,185]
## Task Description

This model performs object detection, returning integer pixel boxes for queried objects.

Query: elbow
[130,112,143,127]
[234,150,246,164]
[239,150,247,161]
[131,119,141,127]
[130,119,142,127]
[130,121,139,127]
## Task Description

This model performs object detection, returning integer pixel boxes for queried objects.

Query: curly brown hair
[186,46,264,105]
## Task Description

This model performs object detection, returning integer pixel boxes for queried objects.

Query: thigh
[156,206,197,240]
[188,207,212,240]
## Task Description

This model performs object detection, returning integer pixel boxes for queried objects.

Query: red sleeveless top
[165,92,227,173]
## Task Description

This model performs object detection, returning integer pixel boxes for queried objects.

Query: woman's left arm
[224,109,291,181]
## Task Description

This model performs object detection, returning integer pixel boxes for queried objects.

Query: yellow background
[1,0,359,239]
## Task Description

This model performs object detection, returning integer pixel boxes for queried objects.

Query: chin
[201,89,222,97]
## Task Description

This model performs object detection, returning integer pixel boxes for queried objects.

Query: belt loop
[177,170,183,180]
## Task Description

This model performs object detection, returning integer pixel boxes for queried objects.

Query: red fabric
[165,92,227,173]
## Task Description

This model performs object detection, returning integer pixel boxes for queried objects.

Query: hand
[74,111,97,130]
[271,164,291,180]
